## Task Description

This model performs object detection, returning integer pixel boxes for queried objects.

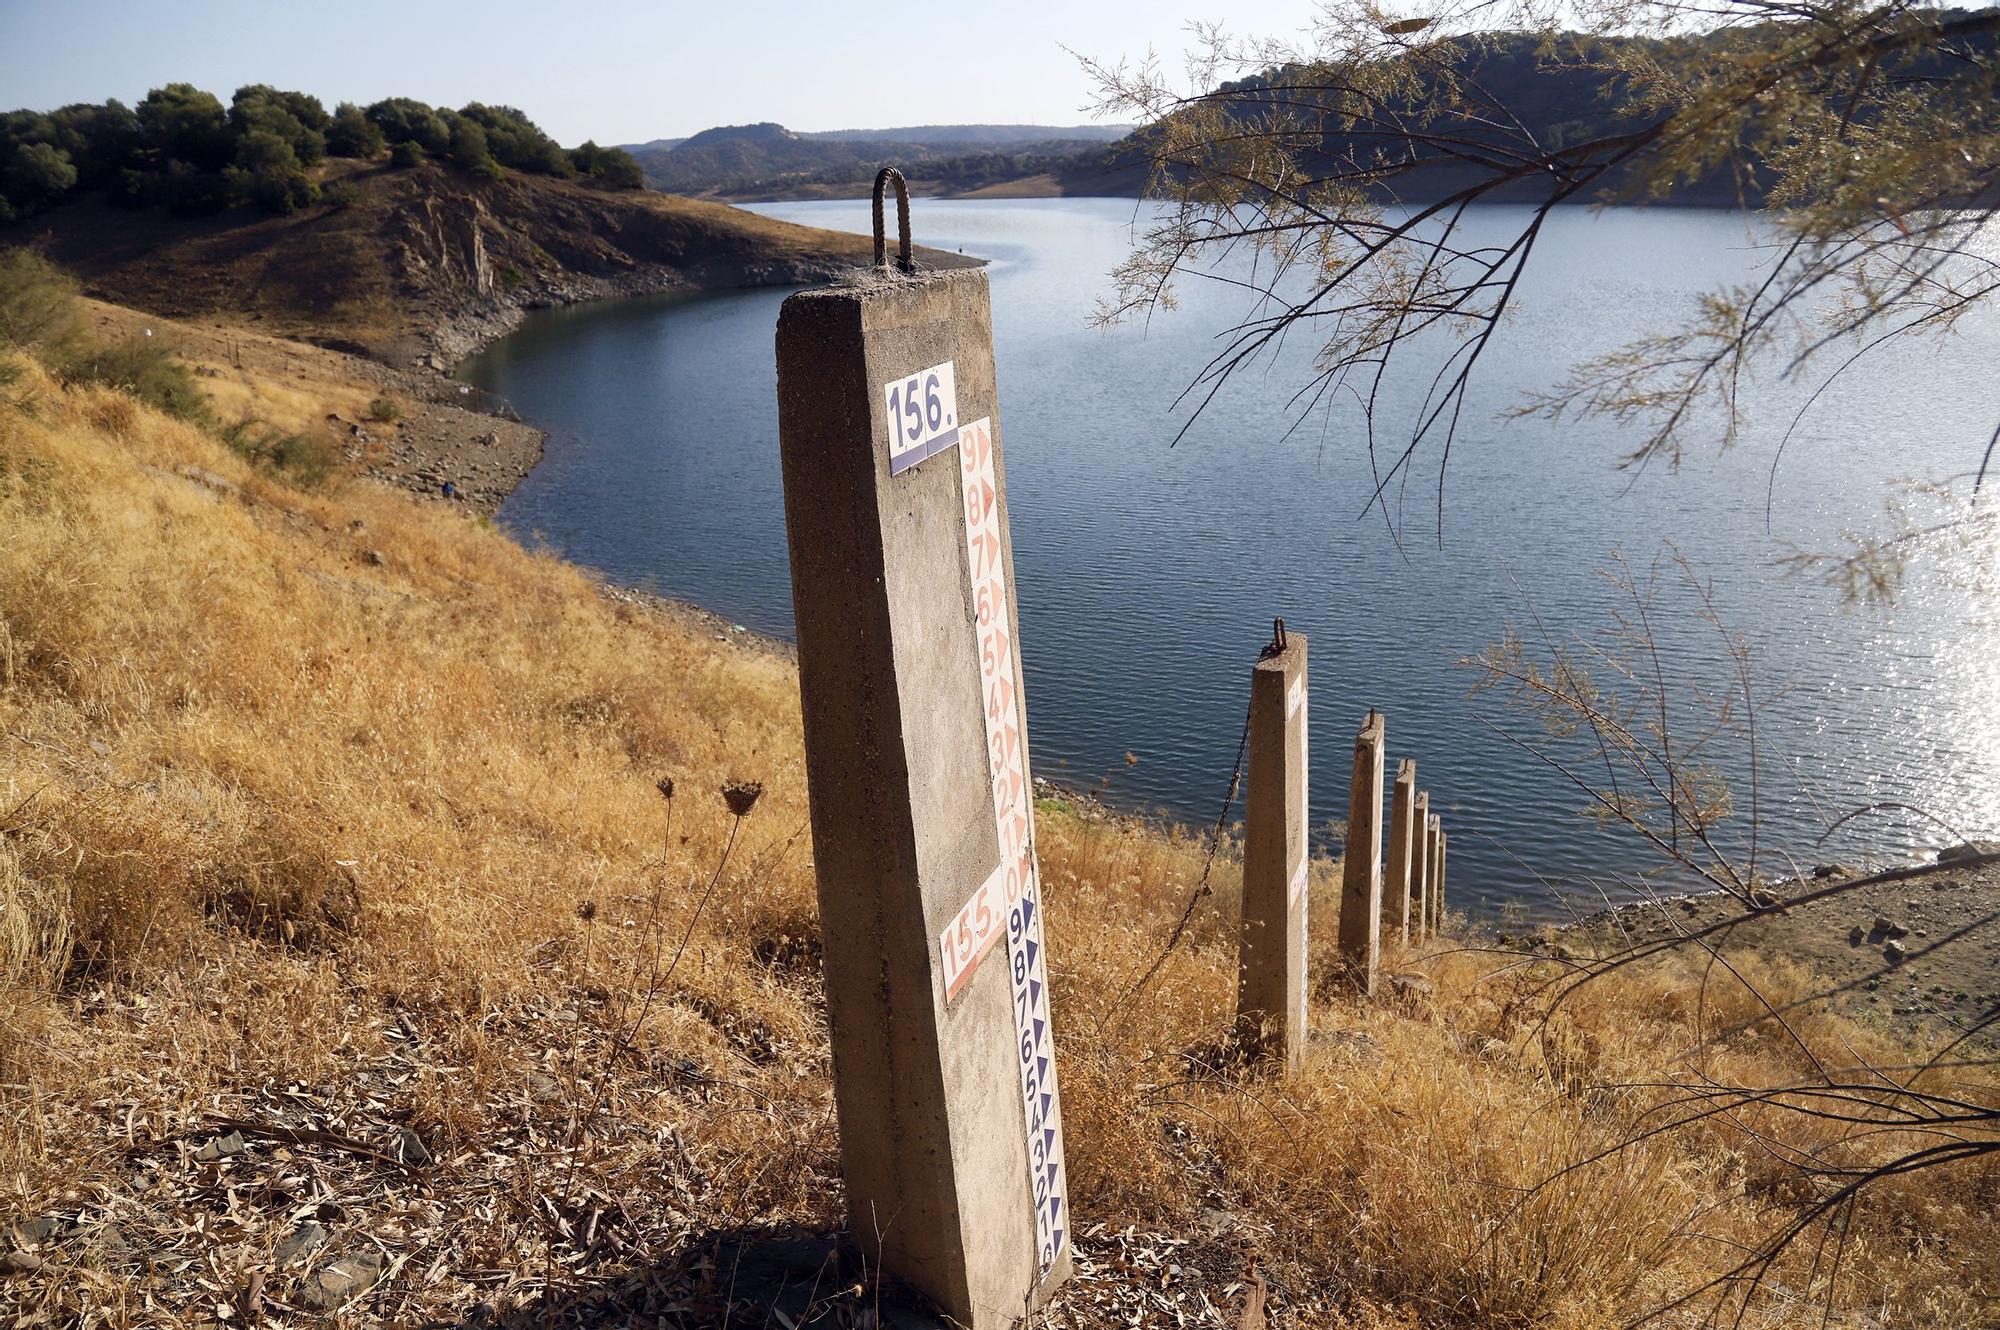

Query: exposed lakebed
[462,199,2000,922]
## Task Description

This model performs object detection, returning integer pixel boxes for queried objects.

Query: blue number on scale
[902,375,922,441]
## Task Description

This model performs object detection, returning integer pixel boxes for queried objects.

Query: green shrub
[4,142,78,214]
[220,418,341,487]
[366,395,400,422]
[0,248,84,361]
[320,180,362,210]
[226,128,317,213]
[60,336,213,428]
[389,140,425,169]
[568,140,645,189]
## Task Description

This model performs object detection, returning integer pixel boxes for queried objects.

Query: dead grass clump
[0,837,69,994]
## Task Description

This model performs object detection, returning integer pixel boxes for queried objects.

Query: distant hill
[624,121,1145,200]
[803,124,1131,146]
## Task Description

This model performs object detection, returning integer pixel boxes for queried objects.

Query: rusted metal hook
[872,167,913,273]
[1261,617,1287,659]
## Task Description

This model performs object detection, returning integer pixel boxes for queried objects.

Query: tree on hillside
[364,97,452,157]
[460,103,571,175]
[568,140,646,189]
[135,83,233,172]
[325,101,385,160]
[1088,2,2000,590]
[228,85,329,167]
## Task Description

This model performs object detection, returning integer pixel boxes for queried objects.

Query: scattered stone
[1848,925,1865,946]
[173,464,239,498]
[1885,940,1909,965]
[297,1249,383,1311]
[0,1251,42,1275]
[1386,973,1432,1001]
[194,1129,247,1161]
[1750,886,1782,908]
[1938,841,2000,863]
[362,548,386,566]
[3,1217,61,1249]
[276,1220,329,1267]
[1871,915,1908,939]
[1813,863,1854,879]
[391,1126,432,1168]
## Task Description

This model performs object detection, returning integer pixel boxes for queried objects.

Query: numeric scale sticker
[949,415,1069,1277]
[1289,674,1308,1034]
[885,359,961,475]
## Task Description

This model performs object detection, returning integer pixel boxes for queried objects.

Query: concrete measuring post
[1383,759,1417,947]
[1236,624,1309,1070]
[1425,814,1443,935]
[773,172,1069,1327]
[1337,711,1386,994]
[1410,789,1431,944]
[1434,829,1449,932]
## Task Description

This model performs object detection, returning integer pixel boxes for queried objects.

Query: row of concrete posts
[1232,634,1451,1070]
[771,183,1449,1329]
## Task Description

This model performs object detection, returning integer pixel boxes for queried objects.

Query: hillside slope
[0,335,1994,1328]
[14,158,969,365]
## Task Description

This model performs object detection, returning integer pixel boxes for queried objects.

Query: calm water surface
[462,199,2000,922]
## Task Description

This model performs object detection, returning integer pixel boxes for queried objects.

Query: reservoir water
[462,198,2000,922]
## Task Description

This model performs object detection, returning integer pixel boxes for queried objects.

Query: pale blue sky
[1,0,1321,145]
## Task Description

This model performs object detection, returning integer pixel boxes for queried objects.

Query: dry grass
[1,349,1996,1328]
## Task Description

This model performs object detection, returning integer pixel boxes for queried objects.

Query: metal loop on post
[1262,617,1288,659]
[872,167,913,273]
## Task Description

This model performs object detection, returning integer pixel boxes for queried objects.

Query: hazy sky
[1,0,1322,145]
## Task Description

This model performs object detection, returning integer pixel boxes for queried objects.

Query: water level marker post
[1383,759,1417,947]
[1425,814,1443,936]
[1337,710,1387,994]
[772,171,1070,1328]
[1236,622,1310,1071]
[1410,789,1432,944]
[1434,828,1449,933]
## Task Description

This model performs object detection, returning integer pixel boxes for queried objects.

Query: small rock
[1871,915,1908,939]
[1750,886,1781,908]
[194,1129,247,1161]
[276,1221,328,1267]
[1848,925,1865,946]
[0,1251,42,1275]
[173,464,239,497]
[1813,863,1853,879]
[362,548,386,566]
[1938,841,2000,863]
[297,1250,384,1311]
[1885,940,1909,965]
[392,1127,432,1168]
[2,1217,60,1249]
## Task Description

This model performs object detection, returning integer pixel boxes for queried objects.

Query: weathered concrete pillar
[775,260,1069,1325]
[1425,814,1443,936]
[1236,629,1309,1070]
[1434,828,1449,933]
[1337,711,1386,993]
[1410,790,1431,944]
[1383,759,1417,946]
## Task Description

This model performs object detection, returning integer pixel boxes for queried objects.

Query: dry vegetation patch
[1,353,1995,1328]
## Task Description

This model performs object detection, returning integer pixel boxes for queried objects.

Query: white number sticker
[885,360,960,475]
